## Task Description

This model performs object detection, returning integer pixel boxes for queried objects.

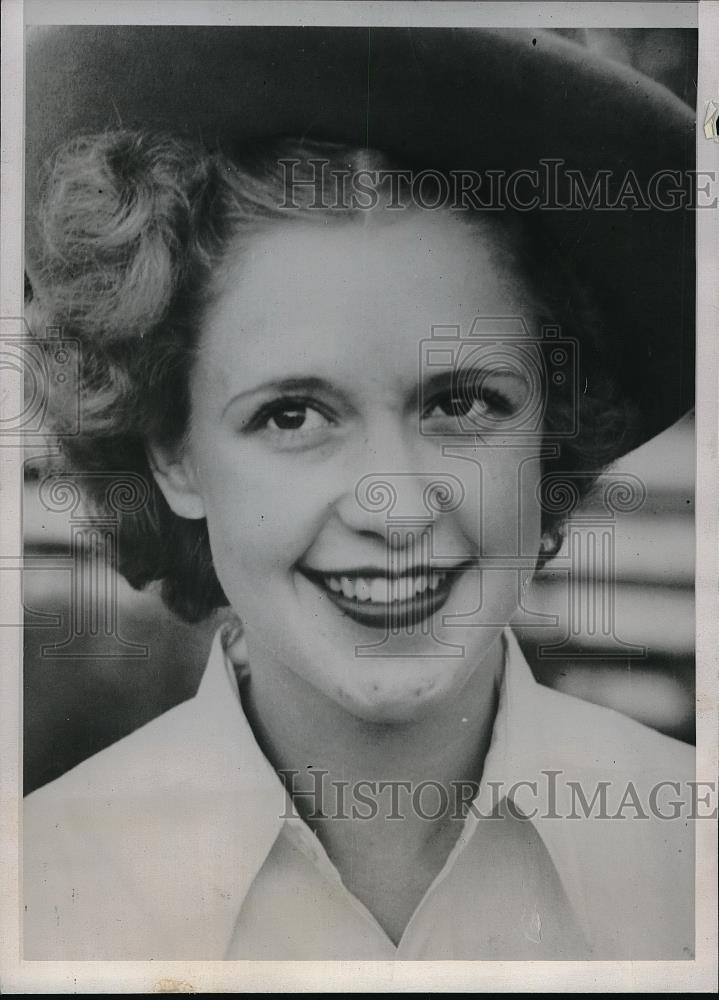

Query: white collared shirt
[23,626,695,960]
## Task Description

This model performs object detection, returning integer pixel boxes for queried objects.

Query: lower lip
[300,569,468,630]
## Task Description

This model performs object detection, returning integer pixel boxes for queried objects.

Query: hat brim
[25,25,695,452]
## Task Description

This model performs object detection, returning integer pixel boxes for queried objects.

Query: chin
[338,692,456,727]
[307,650,482,727]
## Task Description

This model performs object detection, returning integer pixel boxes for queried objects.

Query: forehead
[197,212,539,389]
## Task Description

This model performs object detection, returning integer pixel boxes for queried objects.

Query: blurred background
[22,28,697,793]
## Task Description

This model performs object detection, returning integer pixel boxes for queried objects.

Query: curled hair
[28,129,636,621]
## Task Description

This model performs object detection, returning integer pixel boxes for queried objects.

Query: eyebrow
[423,366,530,392]
[221,377,337,418]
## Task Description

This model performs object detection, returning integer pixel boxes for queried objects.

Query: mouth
[298,561,474,630]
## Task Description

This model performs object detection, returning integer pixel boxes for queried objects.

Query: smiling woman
[30,134,627,628]
[22,26,696,962]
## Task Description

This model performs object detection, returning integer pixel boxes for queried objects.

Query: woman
[23,27,695,961]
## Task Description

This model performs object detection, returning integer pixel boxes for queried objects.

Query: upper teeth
[326,572,446,603]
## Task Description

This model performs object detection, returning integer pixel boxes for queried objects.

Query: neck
[238,632,505,861]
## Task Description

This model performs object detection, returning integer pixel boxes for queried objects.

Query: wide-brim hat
[25,25,695,454]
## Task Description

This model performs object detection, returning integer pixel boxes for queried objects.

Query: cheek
[516,455,544,553]
[194,453,328,587]
[451,447,544,554]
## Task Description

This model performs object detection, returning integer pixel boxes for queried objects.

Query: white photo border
[1,0,716,993]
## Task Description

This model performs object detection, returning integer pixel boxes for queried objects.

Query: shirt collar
[199,623,550,797]
[174,622,580,956]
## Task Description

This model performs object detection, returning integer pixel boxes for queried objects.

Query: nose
[332,423,464,549]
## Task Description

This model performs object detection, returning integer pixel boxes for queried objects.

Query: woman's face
[155,212,545,724]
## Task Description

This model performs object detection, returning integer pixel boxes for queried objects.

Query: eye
[244,396,337,448]
[265,403,328,433]
[425,391,492,421]
[423,374,515,429]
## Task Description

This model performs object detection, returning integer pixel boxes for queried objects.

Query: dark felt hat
[25,25,695,452]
